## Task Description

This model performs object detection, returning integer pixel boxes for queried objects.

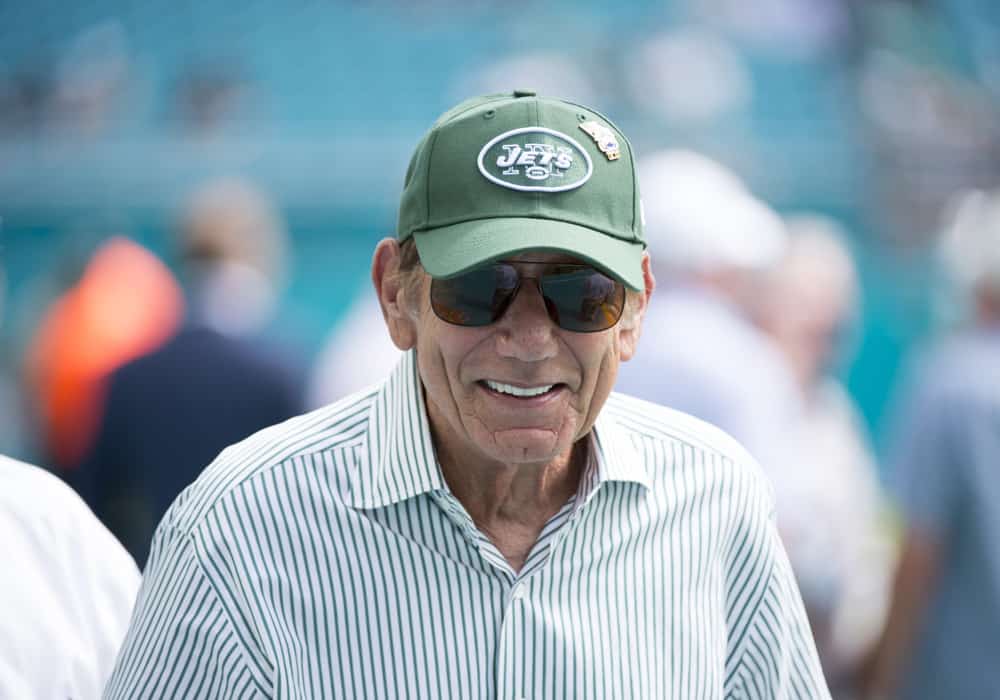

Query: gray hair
[939,188,1000,304]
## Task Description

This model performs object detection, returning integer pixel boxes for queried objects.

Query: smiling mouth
[481,379,561,398]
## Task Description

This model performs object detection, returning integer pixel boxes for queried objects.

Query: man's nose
[494,281,559,361]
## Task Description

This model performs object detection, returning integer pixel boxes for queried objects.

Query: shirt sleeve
[103,522,272,699]
[728,534,831,699]
[723,470,831,699]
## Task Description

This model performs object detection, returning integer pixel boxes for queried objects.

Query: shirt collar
[345,351,651,509]
[344,350,445,509]
[588,406,653,492]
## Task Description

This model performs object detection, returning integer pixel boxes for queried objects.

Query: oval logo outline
[476,127,594,193]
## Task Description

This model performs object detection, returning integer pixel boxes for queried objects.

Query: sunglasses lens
[430,262,625,332]
[431,264,519,326]
[541,267,625,332]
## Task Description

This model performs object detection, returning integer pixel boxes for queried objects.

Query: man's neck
[435,439,588,573]
[440,441,585,521]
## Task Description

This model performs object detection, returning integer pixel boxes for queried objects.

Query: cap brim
[412,217,645,290]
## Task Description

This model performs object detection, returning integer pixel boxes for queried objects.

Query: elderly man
[105,92,828,699]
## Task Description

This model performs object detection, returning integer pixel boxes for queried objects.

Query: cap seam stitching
[532,98,541,218]
[623,126,640,242]
[556,98,640,243]
[435,93,511,127]
[424,124,441,227]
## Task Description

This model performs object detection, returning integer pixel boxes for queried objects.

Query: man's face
[393,250,649,469]
[759,255,853,388]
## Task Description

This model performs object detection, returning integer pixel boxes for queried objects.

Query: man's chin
[490,428,570,464]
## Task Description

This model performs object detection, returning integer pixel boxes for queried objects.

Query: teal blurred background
[2,0,998,466]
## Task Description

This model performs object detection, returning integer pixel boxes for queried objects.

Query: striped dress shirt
[105,350,829,699]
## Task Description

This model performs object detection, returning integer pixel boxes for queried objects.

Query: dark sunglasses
[430,260,626,333]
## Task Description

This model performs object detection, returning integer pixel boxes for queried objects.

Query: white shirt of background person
[0,455,140,699]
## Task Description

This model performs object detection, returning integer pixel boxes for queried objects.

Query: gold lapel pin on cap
[579,121,620,161]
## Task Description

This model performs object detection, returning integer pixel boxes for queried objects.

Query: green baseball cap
[397,90,646,290]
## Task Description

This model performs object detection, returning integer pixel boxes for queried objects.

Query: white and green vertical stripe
[105,350,829,699]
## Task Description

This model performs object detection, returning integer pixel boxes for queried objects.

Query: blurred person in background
[616,149,805,488]
[863,189,1000,700]
[754,216,896,697]
[73,178,306,567]
[26,237,185,470]
[1,257,140,698]
[0,265,31,459]
[308,288,401,408]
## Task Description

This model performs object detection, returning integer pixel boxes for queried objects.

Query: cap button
[513,89,536,98]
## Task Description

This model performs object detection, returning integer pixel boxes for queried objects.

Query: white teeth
[484,380,554,397]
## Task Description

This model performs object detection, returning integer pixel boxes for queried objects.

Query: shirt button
[511,586,526,601]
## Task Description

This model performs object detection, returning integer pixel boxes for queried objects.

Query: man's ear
[619,251,655,362]
[372,238,418,351]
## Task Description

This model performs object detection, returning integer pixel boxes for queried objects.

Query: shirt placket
[493,497,578,700]
[427,449,605,700]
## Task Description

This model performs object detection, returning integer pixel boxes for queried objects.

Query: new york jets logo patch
[477,127,593,192]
